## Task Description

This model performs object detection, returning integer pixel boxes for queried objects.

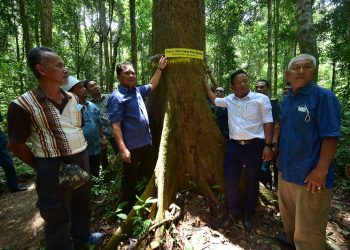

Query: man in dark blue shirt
[277,54,341,249]
[255,79,282,190]
[108,57,167,211]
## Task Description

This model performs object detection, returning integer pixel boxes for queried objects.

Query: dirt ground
[0,183,349,250]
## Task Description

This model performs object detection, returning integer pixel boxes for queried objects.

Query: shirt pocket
[244,102,260,122]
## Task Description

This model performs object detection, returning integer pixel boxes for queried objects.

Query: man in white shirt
[204,69,273,231]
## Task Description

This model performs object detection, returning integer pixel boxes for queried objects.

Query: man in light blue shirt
[108,57,167,211]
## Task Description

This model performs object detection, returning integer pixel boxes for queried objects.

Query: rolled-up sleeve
[261,96,273,124]
[214,97,228,108]
[107,93,123,124]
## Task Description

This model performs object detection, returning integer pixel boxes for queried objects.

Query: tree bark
[150,0,224,221]
[40,0,52,47]
[130,0,137,75]
[296,0,318,80]
[99,0,111,91]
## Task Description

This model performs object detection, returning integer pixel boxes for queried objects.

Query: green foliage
[335,111,350,180]
[132,196,158,238]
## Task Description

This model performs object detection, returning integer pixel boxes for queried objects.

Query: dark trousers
[35,150,91,250]
[223,139,264,217]
[89,153,100,178]
[100,138,119,170]
[0,132,18,190]
[122,144,155,210]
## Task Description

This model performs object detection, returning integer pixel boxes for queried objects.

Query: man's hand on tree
[158,56,168,70]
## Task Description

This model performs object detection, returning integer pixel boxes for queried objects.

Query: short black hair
[230,69,247,84]
[256,79,271,89]
[27,46,55,78]
[82,80,90,89]
[116,62,133,76]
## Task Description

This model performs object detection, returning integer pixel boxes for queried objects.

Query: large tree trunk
[296,0,318,80]
[99,0,111,90]
[40,0,52,47]
[104,1,225,248]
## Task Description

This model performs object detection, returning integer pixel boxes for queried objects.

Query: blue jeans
[223,139,264,216]
[0,131,18,190]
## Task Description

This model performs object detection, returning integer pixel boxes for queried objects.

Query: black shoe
[276,232,295,249]
[218,214,238,229]
[10,184,28,193]
[243,213,253,232]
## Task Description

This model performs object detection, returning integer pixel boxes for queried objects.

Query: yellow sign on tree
[165,48,204,59]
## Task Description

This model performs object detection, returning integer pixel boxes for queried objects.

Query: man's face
[283,85,291,96]
[215,88,225,98]
[255,81,269,96]
[71,83,88,101]
[86,80,101,95]
[39,52,68,85]
[231,73,249,98]
[286,59,315,91]
[118,64,136,88]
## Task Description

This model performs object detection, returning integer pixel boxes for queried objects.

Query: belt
[231,138,256,145]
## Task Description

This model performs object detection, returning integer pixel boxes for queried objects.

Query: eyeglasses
[291,64,314,72]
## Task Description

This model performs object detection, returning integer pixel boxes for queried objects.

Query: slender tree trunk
[296,0,318,80]
[273,0,280,96]
[13,0,24,92]
[99,0,111,91]
[34,1,40,46]
[109,0,124,92]
[130,0,137,75]
[40,0,53,47]
[267,0,273,83]
[331,58,336,92]
[18,0,32,55]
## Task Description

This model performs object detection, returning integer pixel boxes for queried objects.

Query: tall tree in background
[296,0,318,79]
[273,0,280,96]
[40,0,52,47]
[99,0,111,90]
[129,0,137,75]
[105,0,225,247]
[18,0,32,55]
[267,0,273,83]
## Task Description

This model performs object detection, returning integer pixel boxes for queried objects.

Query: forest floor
[0,181,349,250]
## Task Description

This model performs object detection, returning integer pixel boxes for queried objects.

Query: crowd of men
[2,45,341,250]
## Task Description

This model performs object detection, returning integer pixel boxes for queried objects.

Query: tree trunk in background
[331,58,336,91]
[104,1,225,247]
[34,1,40,46]
[273,0,280,96]
[130,0,137,75]
[296,0,318,80]
[12,0,24,93]
[18,0,31,55]
[109,0,124,92]
[267,0,273,84]
[40,0,52,47]
[99,0,111,91]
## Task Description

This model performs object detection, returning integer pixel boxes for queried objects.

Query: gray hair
[287,54,317,70]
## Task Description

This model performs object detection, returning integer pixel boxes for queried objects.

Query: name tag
[298,105,307,112]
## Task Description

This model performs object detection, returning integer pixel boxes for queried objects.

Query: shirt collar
[33,86,72,100]
[290,81,315,96]
[118,84,135,94]
[233,90,251,100]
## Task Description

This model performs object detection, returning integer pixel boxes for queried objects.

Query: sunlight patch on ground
[183,226,244,250]
[27,183,36,191]
[30,212,44,238]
